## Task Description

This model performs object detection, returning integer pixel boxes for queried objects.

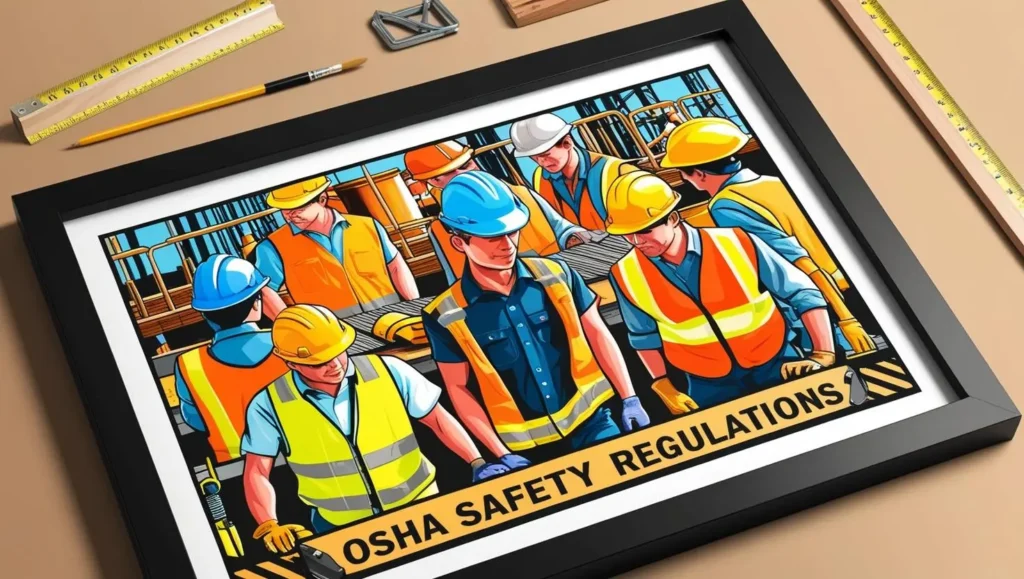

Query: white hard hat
[510,114,573,157]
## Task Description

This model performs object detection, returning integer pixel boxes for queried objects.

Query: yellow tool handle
[73,85,265,147]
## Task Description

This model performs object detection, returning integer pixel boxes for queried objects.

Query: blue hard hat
[191,254,269,312]
[438,171,530,237]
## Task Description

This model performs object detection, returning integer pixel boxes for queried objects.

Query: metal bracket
[371,0,459,50]
[300,544,346,579]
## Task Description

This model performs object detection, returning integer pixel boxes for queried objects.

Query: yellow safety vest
[709,175,848,291]
[424,258,614,451]
[268,355,436,527]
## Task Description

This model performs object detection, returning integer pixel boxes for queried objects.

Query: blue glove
[472,460,510,483]
[500,453,531,470]
[621,396,650,431]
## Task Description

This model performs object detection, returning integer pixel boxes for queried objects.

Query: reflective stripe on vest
[424,258,613,451]
[268,355,436,526]
[709,176,844,286]
[267,214,399,315]
[430,184,559,281]
[531,152,637,232]
[178,347,286,463]
[611,228,786,379]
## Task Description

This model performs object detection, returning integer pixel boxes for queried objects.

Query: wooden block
[500,0,610,27]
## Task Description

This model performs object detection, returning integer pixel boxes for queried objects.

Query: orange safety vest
[177,347,288,463]
[267,214,399,317]
[709,175,848,291]
[532,151,638,231]
[430,184,560,280]
[424,258,614,451]
[611,228,786,379]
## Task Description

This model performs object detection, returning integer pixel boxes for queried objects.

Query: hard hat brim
[439,204,530,237]
[513,124,573,158]
[266,180,331,209]
[191,275,270,312]
[276,322,356,365]
[659,134,750,169]
[409,147,473,181]
[606,209,676,236]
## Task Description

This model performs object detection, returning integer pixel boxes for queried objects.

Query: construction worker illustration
[423,171,650,468]
[404,140,606,283]
[174,255,287,463]
[662,117,875,354]
[645,107,685,153]
[241,304,506,551]
[604,172,837,410]
[510,113,641,232]
[254,176,420,321]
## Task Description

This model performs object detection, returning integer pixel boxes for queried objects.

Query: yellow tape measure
[859,0,1024,210]
[11,0,282,144]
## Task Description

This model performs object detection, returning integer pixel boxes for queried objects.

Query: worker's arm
[173,364,206,432]
[709,200,809,263]
[260,285,287,321]
[801,307,835,357]
[527,188,588,249]
[387,254,420,300]
[581,304,635,400]
[418,404,483,464]
[437,362,511,459]
[243,453,278,525]
[793,256,874,353]
[253,241,288,320]
[637,348,668,381]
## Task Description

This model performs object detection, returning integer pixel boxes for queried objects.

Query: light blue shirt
[610,222,826,351]
[240,356,442,457]
[254,210,399,291]
[174,323,274,432]
[428,187,586,283]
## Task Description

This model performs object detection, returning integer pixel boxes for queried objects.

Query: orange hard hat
[404,141,474,181]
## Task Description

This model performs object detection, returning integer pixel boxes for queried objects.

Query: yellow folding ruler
[10,0,283,144]
[831,0,1024,254]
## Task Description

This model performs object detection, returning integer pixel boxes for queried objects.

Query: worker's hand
[471,458,510,482]
[807,350,836,368]
[253,519,313,554]
[838,318,875,354]
[499,453,531,470]
[781,360,820,380]
[650,377,698,415]
[621,395,650,431]
[565,229,608,248]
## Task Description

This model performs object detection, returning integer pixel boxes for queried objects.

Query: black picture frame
[13,1,1018,578]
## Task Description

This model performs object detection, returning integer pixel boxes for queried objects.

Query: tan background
[0,0,1020,576]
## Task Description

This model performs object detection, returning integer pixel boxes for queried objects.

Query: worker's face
[281,193,328,230]
[530,136,574,174]
[623,213,681,257]
[427,158,480,190]
[452,231,520,270]
[289,351,349,385]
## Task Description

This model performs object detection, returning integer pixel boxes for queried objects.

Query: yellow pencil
[69,57,367,148]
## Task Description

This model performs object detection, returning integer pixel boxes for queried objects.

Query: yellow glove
[372,312,428,345]
[780,351,834,380]
[651,377,699,415]
[838,318,875,354]
[253,519,312,554]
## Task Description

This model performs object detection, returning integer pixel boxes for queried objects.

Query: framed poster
[14,2,1018,578]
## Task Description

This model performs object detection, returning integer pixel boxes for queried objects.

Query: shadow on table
[0,223,142,578]
[0,122,25,144]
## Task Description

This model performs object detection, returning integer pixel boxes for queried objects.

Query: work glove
[621,396,650,431]
[372,312,428,345]
[838,318,875,354]
[471,458,510,482]
[650,377,698,415]
[780,351,836,380]
[500,453,531,470]
[253,519,313,554]
[565,229,608,248]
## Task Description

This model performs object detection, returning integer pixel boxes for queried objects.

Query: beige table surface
[1,0,1021,577]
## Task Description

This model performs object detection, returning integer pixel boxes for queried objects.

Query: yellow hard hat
[267,176,331,210]
[272,304,355,365]
[404,141,474,181]
[660,117,750,169]
[605,172,681,235]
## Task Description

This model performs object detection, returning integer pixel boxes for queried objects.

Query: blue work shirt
[254,210,399,291]
[710,169,851,352]
[610,222,826,352]
[240,356,441,457]
[174,322,274,432]
[428,188,586,284]
[423,258,598,420]
[542,147,609,222]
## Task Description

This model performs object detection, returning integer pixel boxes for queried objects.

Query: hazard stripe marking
[234,571,268,579]
[861,367,914,389]
[877,360,906,375]
[256,561,305,579]
[866,381,897,397]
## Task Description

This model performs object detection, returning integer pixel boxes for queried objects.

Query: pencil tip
[67,142,80,150]
[343,57,368,70]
